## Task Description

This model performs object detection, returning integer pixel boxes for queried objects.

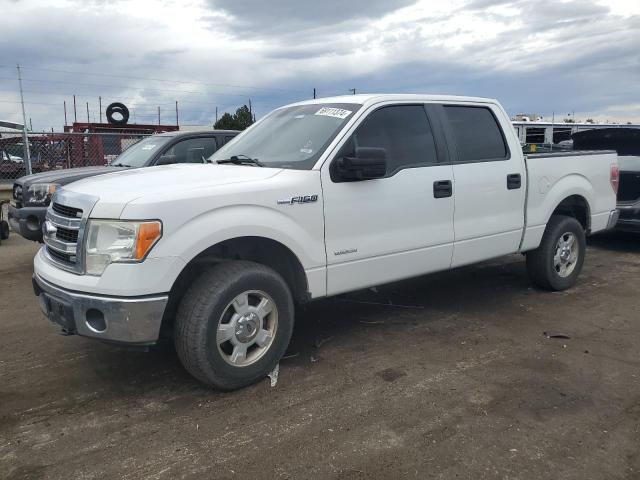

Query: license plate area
[40,293,76,333]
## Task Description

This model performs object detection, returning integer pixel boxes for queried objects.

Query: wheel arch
[161,236,310,336]
[550,194,591,231]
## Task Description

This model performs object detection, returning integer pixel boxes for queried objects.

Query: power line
[0,64,307,94]
[0,78,291,101]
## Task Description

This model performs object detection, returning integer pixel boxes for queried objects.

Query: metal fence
[0,132,149,181]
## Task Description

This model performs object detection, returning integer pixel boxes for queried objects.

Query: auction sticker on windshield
[315,107,352,119]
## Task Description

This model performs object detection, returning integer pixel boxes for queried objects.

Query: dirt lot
[1,232,640,480]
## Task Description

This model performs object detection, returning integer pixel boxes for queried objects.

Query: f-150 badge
[277,195,318,205]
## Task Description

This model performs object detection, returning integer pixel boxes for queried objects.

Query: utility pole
[313,88,316,99]
[99,96,102,123]
[349,88,356,95]
[215,107,218,124]
[16,64,32,175]
[64,101,68,126]
[158,106,161,125]
[551,111,555,152]
[175,101,179,126]
[73,95,77,123]
[248,98,252,114]
[86,102,90,123]
[29,118,33,131]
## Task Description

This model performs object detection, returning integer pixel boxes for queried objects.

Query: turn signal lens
[135,221,162,260]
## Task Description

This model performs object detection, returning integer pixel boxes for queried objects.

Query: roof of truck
[289,94,499,107]
[155,129,240,137]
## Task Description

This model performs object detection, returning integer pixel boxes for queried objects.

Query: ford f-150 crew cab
[32,94,619,390]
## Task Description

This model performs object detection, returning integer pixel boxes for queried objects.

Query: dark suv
[9,130,238,242]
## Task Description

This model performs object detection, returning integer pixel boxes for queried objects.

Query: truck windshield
[110,135,174,168]
[209,103,361,170]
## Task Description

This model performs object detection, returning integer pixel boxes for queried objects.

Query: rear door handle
[433,180,453,198]
[507,173,521,190]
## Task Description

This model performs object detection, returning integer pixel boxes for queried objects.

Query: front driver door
[321,103,455,296]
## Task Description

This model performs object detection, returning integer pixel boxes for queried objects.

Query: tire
[0,220,9,240]
[174,261,294,390]
[105,102,130,125]
[526,215,586,291]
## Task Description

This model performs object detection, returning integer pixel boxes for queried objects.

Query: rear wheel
[526,215,586,291]
[174,261,294,390]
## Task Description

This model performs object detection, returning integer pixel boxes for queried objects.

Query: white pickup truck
[33,94,619,389]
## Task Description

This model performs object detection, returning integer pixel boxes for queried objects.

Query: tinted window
[165,137,218,164]
[224,135,236,145]
[444,106,508,162]
[340,105,438,175]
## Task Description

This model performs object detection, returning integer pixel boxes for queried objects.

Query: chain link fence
[0,132,149,182]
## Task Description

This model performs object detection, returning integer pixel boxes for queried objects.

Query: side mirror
[156,154,177,165]
[334,147,387,182]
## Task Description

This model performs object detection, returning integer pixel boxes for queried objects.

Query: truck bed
[520,150,618,251]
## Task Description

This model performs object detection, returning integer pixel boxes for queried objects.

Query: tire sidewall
[197,266,294,386]
[543,216,586,290]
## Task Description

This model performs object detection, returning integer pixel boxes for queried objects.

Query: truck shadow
[76,255,533,395]
[588,230,640,253]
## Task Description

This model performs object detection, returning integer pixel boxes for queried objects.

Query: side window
[164,137,218,163]
[338,105,438,175]
[443,106,508,162]
[224,135,236,145]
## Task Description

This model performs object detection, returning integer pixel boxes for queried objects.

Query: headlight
[27,183,58,205]
[85,220,162,276]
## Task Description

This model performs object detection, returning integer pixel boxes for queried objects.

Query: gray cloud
[1,0,638,131]
[205,0,416,35]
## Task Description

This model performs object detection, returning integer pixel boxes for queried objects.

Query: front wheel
[174,261,294,390]
[526,215,586,291]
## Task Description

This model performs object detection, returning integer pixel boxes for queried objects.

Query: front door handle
[507,173,521,190]
[433,180,453,198]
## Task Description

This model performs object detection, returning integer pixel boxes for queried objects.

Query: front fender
[149,204,326,271]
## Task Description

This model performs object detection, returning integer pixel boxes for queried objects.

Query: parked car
[32,94,619,390]
[572,127,640,232]
[9,130,238,241]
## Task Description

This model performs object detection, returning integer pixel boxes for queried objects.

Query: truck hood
[15,166,125,187]
[63,163,283,206]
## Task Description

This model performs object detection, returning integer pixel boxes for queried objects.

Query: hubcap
[216,290,278,367]
[554,232,579,278]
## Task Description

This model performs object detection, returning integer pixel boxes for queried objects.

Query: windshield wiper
[216,155,264,167]
[111,163,131,167]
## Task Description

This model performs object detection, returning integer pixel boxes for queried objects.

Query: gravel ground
[1,231,639,480]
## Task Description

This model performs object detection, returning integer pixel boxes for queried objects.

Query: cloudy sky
[1,0,638,131]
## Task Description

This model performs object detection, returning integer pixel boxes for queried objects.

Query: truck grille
[46,246,75,264]
[618,171,640,203]
[42,192,97,274]
[52,202,83,218]
[55,226,79,243]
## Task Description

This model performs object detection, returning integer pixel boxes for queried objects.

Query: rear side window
[444,106,508,162]
[340,105,438,175]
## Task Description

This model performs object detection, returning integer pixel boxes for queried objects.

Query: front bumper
[8,204,46,242]
[32,273,168,345]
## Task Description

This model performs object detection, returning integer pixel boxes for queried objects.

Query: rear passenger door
[440,104,526,267]
[321,103,455,295]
